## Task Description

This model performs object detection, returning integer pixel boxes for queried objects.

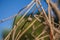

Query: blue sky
[0,0,57,39]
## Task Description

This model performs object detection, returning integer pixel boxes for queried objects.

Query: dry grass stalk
[15,19,27,40]
[4,28,13,40]
[12,16,24,40]
[46,0,51,20]
[50,1,60,22]
[15,30,21,40]
[12,18,25,40]
[16,5,44,39]
[46,0,54,40]
[54,33,60,40]
[12,2,35,40]
[4,0,60,40]
[17,19,37,40]
[16,3,36,39]
[35,22,43,30]
[35,0,55,40]
[34,15,41,22]
[52,15,60,40]
[4,1,35,40]
[35,30,46,39]
[15,3,41,40]
[39,35,49,40]
[35,25,48,39]
[53,27,60,34]
[31,22,44,38]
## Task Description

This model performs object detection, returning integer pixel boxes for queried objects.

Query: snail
[28,16,32,22]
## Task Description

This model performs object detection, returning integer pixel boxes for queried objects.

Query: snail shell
[28,17,32,22]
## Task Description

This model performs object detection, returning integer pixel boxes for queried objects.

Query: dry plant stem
[35,26,48,39]
[51,16,56,39]
[33,5,44,22]
[15,4,37,40]
[35,30,46,39]
[35,1,41,13]
[15,3,36,40]
[15,19,27,40]
[12,25,16,40]
[54,33,59,40]
[16,8,43,40]
[15,30,21,40]
[4,28,13,40]
[46,0,54,40]
[3,0,60,40]
[17,19,37,40]
[34,15,41,22]
[6,36,10,40]
[32,5,42,22]
[54,26,60,40]
[12,2,35,40]
[47,0,51,21]
[15,6,37,40]
[12,18,24,40]
[53,27,60,34]
[15,2,35,26]
[36,0,54,40]
[54,23,60,39]
[35,0,45,19]
[39,35,49,40]
[31,22,44,39]
[55,33,60,40]
[46,0,51,20]
[50,2,60,21]
[54,22,60,26]
[4,1,35,40]
[35,22,43,30]
[54,19,60,40]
